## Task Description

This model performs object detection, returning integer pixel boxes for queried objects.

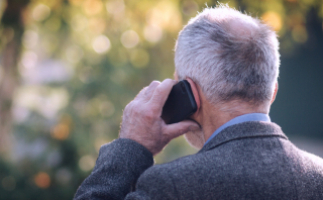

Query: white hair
[175,5,280,104]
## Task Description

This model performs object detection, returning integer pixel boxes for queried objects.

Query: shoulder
[141,150,215,178]
[297,148,323,173]
[135,150,219,189]
[137,153,199,183]
[132,158,182,200]
[134,153,204,198]
[282,140,323,187]
[290,146,323,196]
[280,139,323,170]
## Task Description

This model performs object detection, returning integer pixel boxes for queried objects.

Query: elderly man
[74,6,323,200]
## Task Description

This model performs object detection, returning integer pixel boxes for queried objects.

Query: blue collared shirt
[204,113,271,145]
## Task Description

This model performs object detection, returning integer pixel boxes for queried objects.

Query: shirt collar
[204,113,271,145]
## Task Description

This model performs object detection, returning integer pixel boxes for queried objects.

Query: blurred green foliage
[0,0,322,199]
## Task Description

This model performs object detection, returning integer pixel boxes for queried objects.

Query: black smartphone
[161,80,197,124]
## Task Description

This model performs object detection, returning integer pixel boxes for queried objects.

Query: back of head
[175,5,280,105]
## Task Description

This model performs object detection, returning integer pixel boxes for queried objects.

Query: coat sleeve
[74,138,154,200]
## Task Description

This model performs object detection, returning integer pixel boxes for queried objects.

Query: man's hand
[119,79,200,155]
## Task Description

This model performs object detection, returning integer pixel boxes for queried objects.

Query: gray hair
[175,5,280,104]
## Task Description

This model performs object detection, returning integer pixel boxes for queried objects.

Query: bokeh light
[262,11,282,32]
[146,1,182,32]
[79,155,96,171]
[51,123,70,140]
[106,0,125,14]
[292,25,308,43]
[21,51,38,69]
[121,30,140,49]
[83,0,103,16]
[88,18,106,34]
[92,35,111,54]
[22,30,39,49]
[144,24,163,43]
[32,4,51,22]
[34,172,51,189]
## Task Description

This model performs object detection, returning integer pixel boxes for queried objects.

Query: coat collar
[199,121,288,153]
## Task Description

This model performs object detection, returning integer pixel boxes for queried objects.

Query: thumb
[164,120,201,139]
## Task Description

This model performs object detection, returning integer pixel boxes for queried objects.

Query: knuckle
[143,109,155,120]
[134,105,143,114]
[125,101,139,114]
[154,86,162,94]
[151,80,160,86]
[142,86,148,93]
[164,78,175,84]
[150,104,160,113]
[124,102,132,111]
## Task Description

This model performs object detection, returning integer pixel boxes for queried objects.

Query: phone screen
[161,80,197,124]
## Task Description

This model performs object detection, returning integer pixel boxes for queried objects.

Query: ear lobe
[271,82,278,104]
[186,78,201,112]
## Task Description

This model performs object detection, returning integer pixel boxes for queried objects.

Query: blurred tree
[0,0,29,152]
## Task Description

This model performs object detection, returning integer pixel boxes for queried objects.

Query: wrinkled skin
[119,79,200,155]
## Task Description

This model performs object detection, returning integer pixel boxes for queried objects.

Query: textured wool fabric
[74,122,323,200]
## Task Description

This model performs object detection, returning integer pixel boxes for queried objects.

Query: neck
[196,99,270,142]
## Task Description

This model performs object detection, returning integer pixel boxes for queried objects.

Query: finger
[163,120,201,140]
[135,86,149,100]
[149,79,176,111]
[144,81,160,100]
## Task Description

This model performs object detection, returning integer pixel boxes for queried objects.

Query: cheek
[184,130,205,150]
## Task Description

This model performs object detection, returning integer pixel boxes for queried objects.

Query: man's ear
[186,78,201,112]
[271,82,278,104]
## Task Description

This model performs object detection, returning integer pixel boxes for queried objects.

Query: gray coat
[74,121,323,199]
